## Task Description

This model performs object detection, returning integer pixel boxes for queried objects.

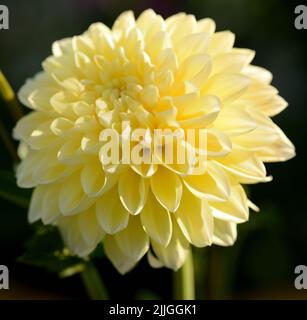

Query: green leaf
[18,224,86,278]
[0,170,31,208]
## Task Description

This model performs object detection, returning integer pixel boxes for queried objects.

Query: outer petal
[137,9,165,43]
[115,215,149,262]
[207,31,235,56]
[174,186,213,247]
[242,65,272,84]
[28,185,48,223]
[32,151,69,185]
[202,73,250,104]
[177,95,221,129]
[59,171,86,215]
[213,105,257,136]
[96,186,129,234]
[177,54,211,82]
[147,250,164,269]
[175,93,220,120]
[197,18,216,34]
[184,161,231,201]
[257,95,288,117]
[212,219,237,246]
[256,126,295,162]
[140,191,172,247]
[41,184,61,224]
[16,151,41,188]
[150,165,182,212]
[13,111,51,141]
[118,169,148,215]
[78,206,104,246]
[217,148,268,184]
[80,160,106,196]
[210,184,249,223]
[211,49,255,75]
[231,109,281,150]
[167,14,197,44]
[104,235,137,274]
[59,216,96,257]
[151,217,190,270]
[18,72,57,112]
[206,128,232,158]
[174,33,210,63]
[112,11,135,32]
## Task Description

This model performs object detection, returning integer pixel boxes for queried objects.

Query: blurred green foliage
[18,225,84,277]
[0,170,30,209]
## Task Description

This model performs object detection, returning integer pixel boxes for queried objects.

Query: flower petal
[184,161,231,201]
[112,10,135,32]
[151,217,190,270]
[115,215,149,262]
[59,171,86,215]
[217,148,267,184]
[28,185,47,223]
[59,216,96,257]
[174,186,213,247]
[177,54,212,87]
[258,95,288,117]
[104,235,137,274]
[78,206,104,246]
[80,160,106,196]
[174,33,210,62]
[118,169,149,214]
[207,31,235,56]
[18,73,57,111]
[13,111,51,140]
[242,65,272,84]
[32,151,70,184]
[41,184,61,224]
[150,166,182,212]
[206,128,232,158]
[255,126,295,162]
[211,49,255,75]
[213,105,257,136]
[212,219,237,246]
[96,186,129,234]
[202,73,250,104]
[140,191,172,246]
[197,18,216,34]
[147,250,164,268]
[167,14,197,43]
[210,184,249,223]
[16,152,41,188]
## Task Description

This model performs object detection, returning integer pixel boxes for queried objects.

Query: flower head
[14,9,295,274]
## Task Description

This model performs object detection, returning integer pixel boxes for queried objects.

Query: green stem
[173,249,195,300]
[0,118,19,162]
[0,70,24,122]
[81,262,109,300]
[0,71,22,163]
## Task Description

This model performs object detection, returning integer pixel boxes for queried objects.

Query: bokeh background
[0,0,306,299]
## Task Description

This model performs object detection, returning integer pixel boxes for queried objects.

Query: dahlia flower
[14,9,295,274]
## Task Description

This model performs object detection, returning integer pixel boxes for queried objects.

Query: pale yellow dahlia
[14,10,295,274]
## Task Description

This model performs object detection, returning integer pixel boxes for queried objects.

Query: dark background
[0,0,306,299]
